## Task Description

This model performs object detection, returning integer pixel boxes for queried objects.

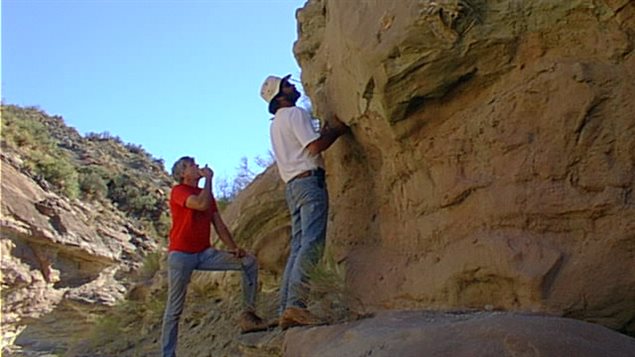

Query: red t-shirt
[168,184,218,253]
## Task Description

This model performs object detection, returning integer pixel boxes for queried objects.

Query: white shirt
[270,106,324,183]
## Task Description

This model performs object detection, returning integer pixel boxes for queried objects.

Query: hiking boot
[279,307,322,330]
[239,311,269,334]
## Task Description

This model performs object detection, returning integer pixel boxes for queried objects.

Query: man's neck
[182,178,199,187]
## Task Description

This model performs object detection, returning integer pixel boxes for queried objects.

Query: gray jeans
[161,248,258,357]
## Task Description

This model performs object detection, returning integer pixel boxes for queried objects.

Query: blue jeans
[279,174,328,314]
[161,248,258,357]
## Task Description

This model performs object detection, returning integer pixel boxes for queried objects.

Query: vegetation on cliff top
[2,104,172,240]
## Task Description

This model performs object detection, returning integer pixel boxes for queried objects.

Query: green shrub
[139,251,163,281]
[2,107,56,152]
[108,174,145,213]
[79,169,109,200]
[129,194,157,216]
[125,142,146,155]
[2,105,80,198]
[2,104,172,245]
[155,212,171,242]
[107,173,169,238]
[32,153,80,199]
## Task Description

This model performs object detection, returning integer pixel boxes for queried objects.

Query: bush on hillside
[33,154,80,199]
[2,105,81,198]
[79,166,110,200]
[85,131,123,144]
[2,114,55,151]
[125,142,146,155]
[107,173,169,238]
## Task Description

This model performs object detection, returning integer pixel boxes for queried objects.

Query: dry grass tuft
[306,252,366,324]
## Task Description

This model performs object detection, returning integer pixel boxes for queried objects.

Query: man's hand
[229,247,246,258]
[309,114,350,155]
[324,115,349,136]
[199,165,214,179]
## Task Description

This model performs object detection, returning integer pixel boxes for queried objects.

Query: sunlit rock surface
[294,0,635,335]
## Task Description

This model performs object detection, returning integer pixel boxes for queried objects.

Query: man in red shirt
[161,156,268,357]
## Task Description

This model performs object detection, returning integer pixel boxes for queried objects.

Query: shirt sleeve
[170,185,192,207]
[289,107,320,148]
[172,185,218,213]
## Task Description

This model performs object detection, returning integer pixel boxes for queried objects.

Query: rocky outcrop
[3,0,635,354]
[220,160,368,280]
[0,154,157,352]
[295,0,635,335]
[283,310,635,357]
[221,165,290,277]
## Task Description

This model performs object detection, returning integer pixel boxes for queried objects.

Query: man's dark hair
[268,94,282,115]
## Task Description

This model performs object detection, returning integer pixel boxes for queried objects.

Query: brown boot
[279,307,322,330]
[239,311,269,334]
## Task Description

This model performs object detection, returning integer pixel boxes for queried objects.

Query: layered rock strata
[1,155,157,352]
[294,0,635,334]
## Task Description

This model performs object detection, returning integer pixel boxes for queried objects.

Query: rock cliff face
[3,0,635,354]
[222,165,290,278]
[294,0,635,334]
[0,106,170,354]
[1,155,158,352]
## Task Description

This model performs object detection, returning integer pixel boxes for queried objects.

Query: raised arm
[185,165,214,211]
[306,115,350,156]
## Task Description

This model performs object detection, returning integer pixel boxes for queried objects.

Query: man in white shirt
[260,74,349,329]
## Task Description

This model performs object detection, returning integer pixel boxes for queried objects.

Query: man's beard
[283,90,301,105]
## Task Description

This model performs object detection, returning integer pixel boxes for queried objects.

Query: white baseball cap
[260,74,291,103]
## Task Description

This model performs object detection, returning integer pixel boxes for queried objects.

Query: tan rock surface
[283,310,635,357]
[4,0,635,354]
[221,165,291,277]
[1,157,157,351]
[295,0,635,334]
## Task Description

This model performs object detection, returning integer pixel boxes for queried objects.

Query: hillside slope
[1,105,172,354]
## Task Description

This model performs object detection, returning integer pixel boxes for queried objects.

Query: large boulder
[221,165,290,278]
[283,310,635,357]
[294,0,635,334]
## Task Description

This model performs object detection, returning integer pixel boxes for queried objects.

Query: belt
[289,168,325,182]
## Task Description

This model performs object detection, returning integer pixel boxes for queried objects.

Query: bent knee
[242,254,258,269]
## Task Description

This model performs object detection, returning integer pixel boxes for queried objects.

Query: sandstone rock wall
[221,165,291,278]
[294,0,635,334]
[0,155,157,351]
[284,310,635,357]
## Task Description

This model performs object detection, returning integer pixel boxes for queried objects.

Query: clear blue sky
[2,0,306,188]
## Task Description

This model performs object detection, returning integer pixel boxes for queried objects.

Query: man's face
[182,159,201,181]
[280,78,301,103]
